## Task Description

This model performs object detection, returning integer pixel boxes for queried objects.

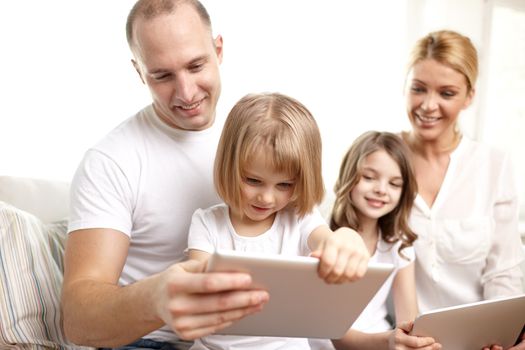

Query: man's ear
[132,59,145,84]
[214,35,224,64]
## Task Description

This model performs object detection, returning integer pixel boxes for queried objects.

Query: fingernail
[239,275,251,284]
[256,291,269,303]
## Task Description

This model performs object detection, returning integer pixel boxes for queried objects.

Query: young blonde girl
[187,92,370,350]
[329,131,440,350]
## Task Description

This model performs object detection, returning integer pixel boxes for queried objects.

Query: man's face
[131,4,223,131]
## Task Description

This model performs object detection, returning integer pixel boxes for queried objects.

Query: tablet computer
[206,249,394,339]
[411,294,525,349]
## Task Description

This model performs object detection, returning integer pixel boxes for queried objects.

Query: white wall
[0,1,145,182]
[0,1,409,201]
[1,1,523,221]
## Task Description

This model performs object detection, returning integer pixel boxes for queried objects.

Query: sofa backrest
[0,175,70,223]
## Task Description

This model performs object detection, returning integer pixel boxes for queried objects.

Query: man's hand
[155,259,269,340]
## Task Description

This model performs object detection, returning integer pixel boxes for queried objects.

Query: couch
[0,176,93,349]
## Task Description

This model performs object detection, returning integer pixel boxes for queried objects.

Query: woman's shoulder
[461,136,505,154]
[458,136,510,165]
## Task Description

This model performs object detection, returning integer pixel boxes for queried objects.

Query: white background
[0,1,523,219]
[0,1,409,190]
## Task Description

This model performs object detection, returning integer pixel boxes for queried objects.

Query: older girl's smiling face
[350,149,403,225]
[406,58,474,143]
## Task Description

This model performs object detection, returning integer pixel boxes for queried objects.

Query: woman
[402,30,524,350]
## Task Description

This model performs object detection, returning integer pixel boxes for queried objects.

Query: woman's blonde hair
[330,131,418,258]
[214,92,324,217]
[408,29,478,92]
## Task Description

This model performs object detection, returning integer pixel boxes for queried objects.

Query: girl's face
[350,150,403,223]
[237,150,296,225]
[406,58,474,143]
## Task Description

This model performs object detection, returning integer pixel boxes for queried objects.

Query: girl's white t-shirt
[187,203,327,350]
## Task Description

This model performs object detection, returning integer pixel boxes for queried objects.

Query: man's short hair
[126,0,212,49]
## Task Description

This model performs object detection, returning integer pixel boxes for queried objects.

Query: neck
[358,217,379,256]
[403,129,462,159]
[229,207,276,237]
[357,214,379,241]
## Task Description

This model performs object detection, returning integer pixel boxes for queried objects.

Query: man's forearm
[62,275,163,348]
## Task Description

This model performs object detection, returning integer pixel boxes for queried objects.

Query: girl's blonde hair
[330,131,418,258]
[408,29,478,92]
[215,92,324,217]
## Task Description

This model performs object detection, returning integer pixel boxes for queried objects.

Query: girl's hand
[311,227,370,283]
[389,321,442,350]
[482,324,525,350]
[482,339,525,350]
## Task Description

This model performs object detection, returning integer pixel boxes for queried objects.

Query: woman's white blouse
[411,136,524,312]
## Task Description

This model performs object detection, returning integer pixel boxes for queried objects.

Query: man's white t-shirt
[68,104,222,342]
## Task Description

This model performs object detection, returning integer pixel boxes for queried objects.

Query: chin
[412,126,440,139]
[185,117,214,131]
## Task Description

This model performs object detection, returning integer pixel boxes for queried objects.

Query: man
[62,1,269,348]
[62,1,369,349]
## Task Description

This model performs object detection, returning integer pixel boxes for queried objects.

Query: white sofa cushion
[0,176,69,224]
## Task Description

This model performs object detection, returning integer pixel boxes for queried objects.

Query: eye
[151,73,171,81]
[410,85,425,93]
[244,177,261,185]
[362,174,374,181]
[390,181,403,188]
[441,90,456,98]
[189,61,205,73]
[277,182,294,190]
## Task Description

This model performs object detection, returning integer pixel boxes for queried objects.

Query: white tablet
[206,249,394,339]
[411,294,525,349]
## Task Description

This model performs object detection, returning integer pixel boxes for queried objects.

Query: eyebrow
[243,171,296,183]
[147,55,210,75]
[411,79,461,90]
[362,167,403,181]
[148,69,170,76]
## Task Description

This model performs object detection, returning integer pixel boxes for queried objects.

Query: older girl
[329,131,440,350]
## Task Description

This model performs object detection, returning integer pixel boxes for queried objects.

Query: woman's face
[405,58,474,143]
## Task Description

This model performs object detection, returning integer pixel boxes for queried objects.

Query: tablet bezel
[411,294,525,349]
[206,249,394,339]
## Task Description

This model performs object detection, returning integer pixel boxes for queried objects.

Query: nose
[257,187,274,205]
[174,72,197,104]
[421,92,438,111]
[374,181,387,195]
